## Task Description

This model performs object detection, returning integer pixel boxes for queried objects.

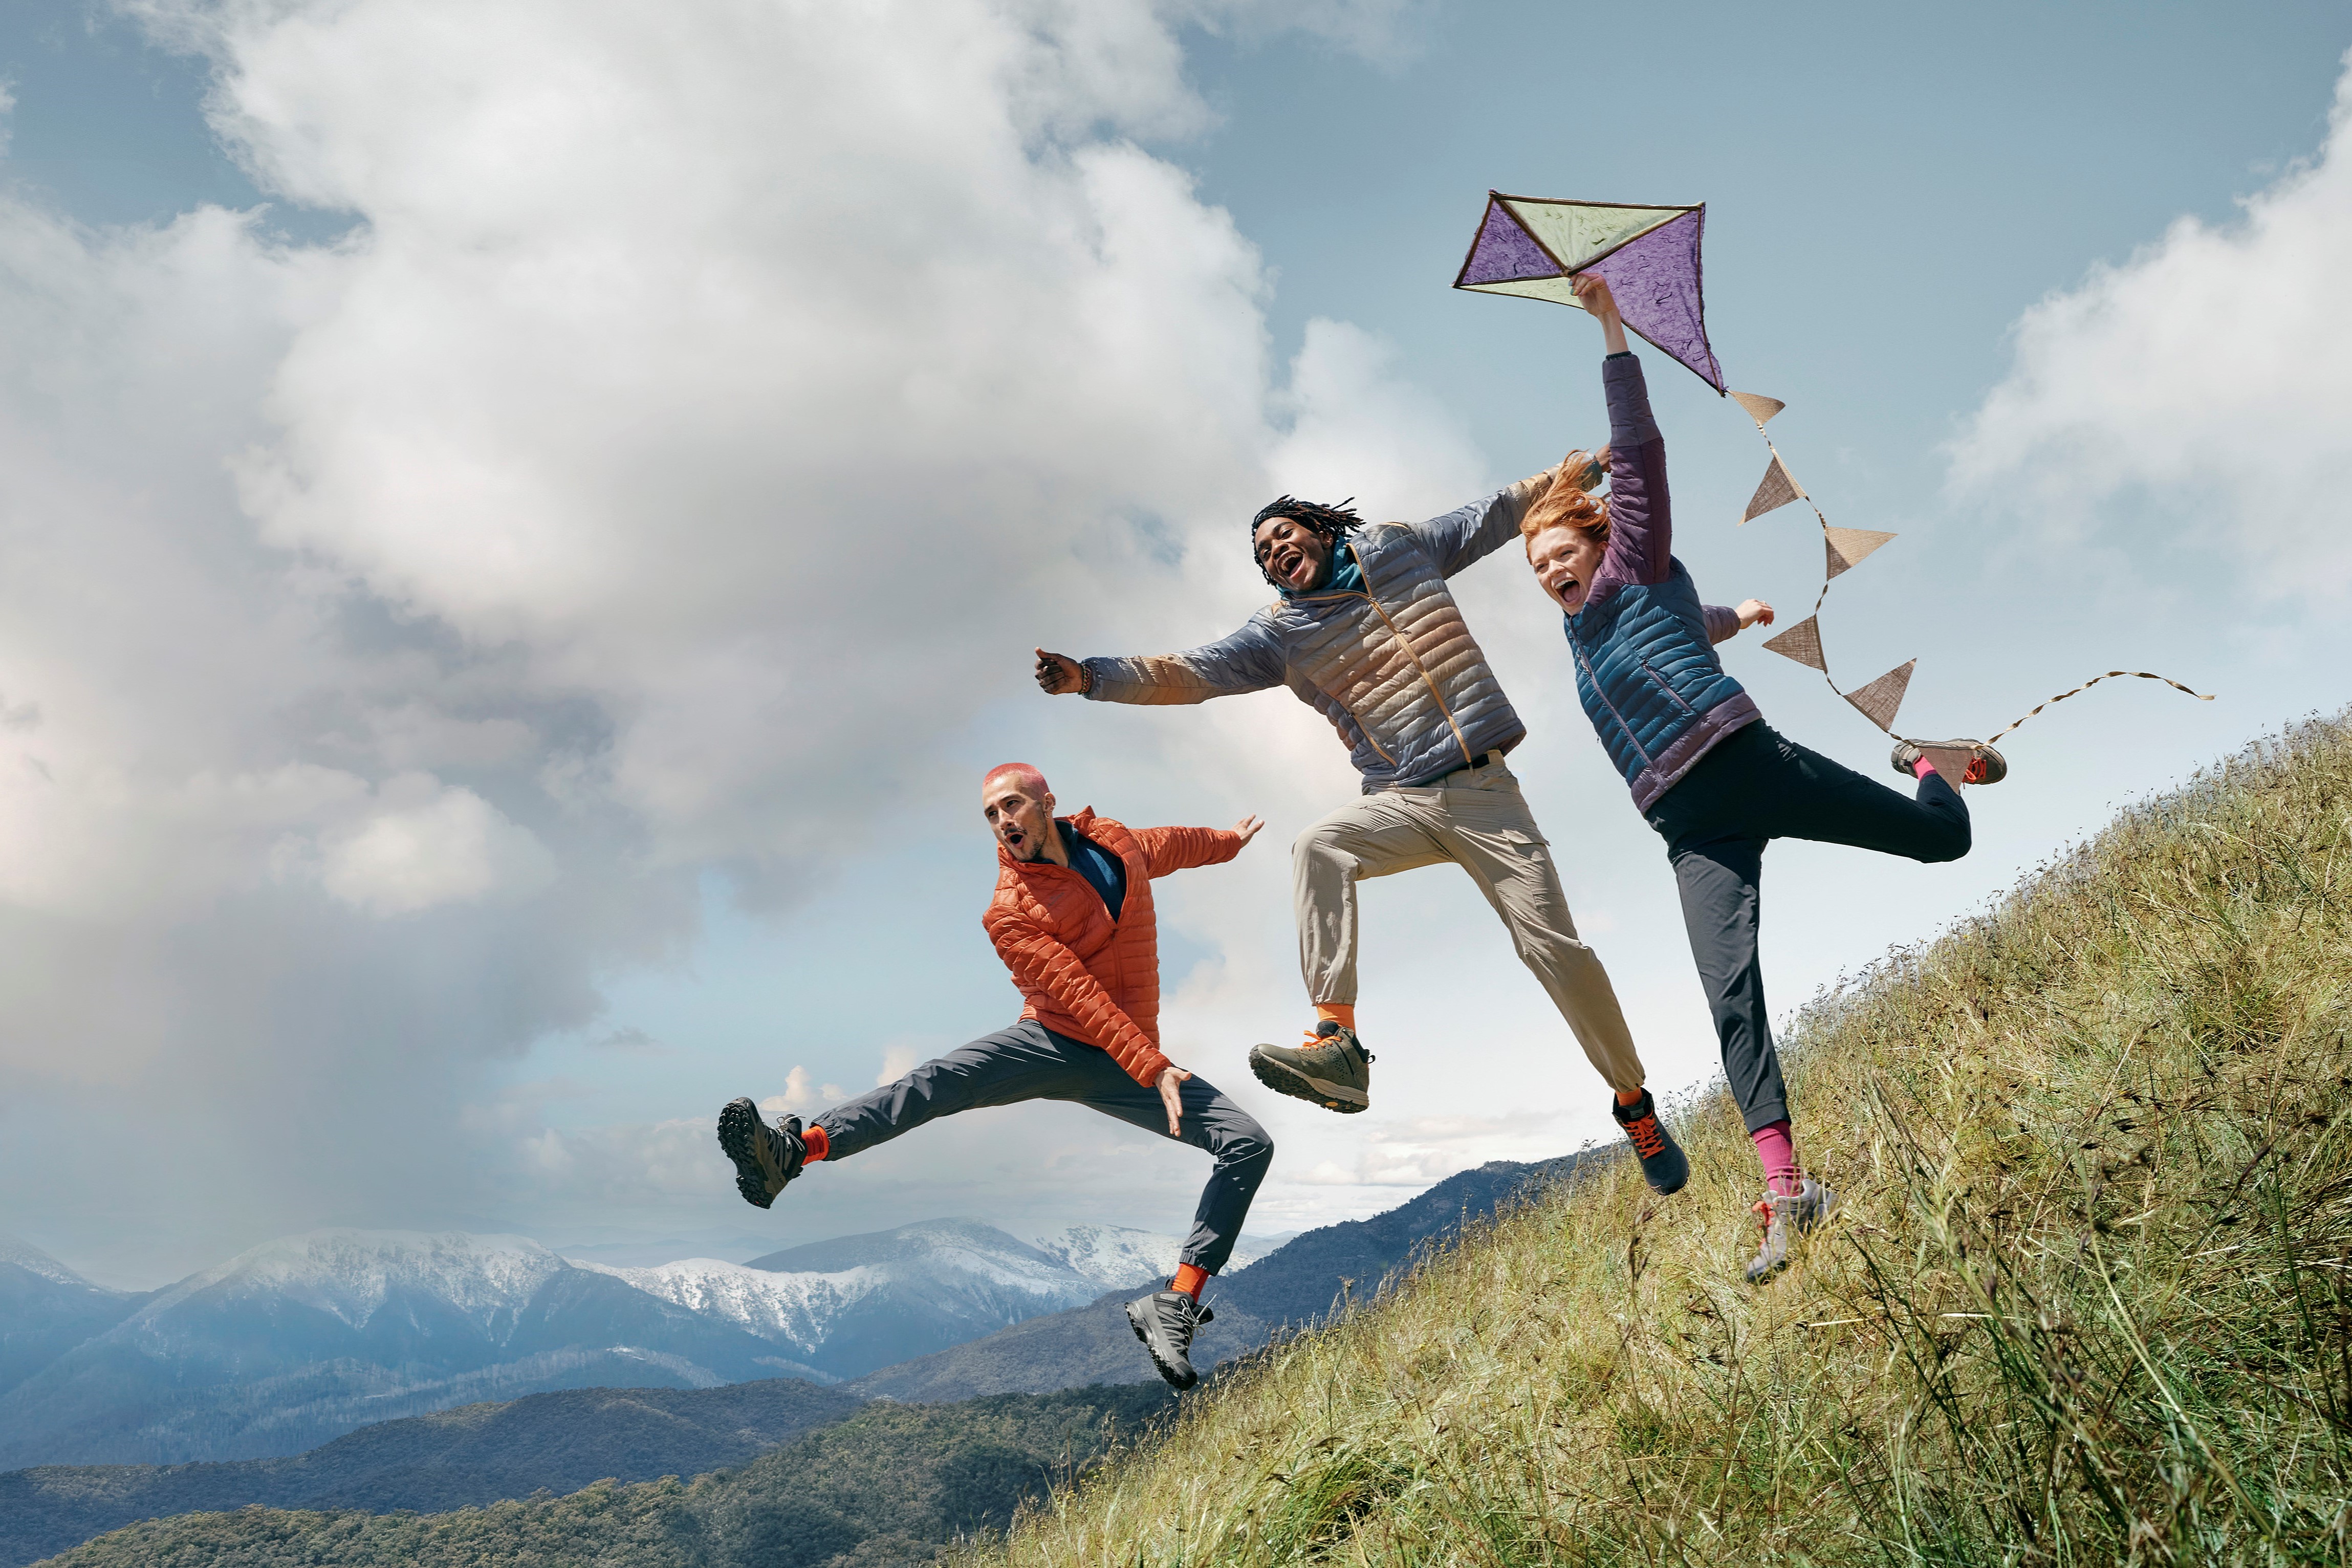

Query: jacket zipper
[1633,648,1697,717]
[1567,618,1654,767]
[1296,540,1475,772]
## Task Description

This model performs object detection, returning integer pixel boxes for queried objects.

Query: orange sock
[1615,1086,1646,1108]
[1312,1003,1356,1031]
[801,1124,829,1163]
[1171,1262,1210,1299]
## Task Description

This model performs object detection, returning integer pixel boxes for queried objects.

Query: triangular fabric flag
[1844,660,1915,732]
[1452,193,1726,392]
[1824,527,1897,578]
[1919,745,1976,786]
[1743,454,1804,522]
[1761,615,1826,671]
[1729,390,1784,427]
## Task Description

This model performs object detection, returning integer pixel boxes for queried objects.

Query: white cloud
[1950,50,2352,597]
[877,1044,923,1086]
[761,1066,817,1118]
[0,0,1477,1273]
[318,773,556,916]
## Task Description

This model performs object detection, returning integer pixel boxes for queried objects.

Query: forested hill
[4,1379,860,1568]
[37,1384,1172,1568]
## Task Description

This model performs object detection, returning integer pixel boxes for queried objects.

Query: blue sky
[3,1,2348,1285]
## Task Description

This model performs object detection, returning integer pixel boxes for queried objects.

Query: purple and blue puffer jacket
[1565,353,1759,810]
[1080,472,1561,791]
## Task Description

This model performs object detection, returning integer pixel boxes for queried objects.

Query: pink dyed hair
[982,763,1051,800]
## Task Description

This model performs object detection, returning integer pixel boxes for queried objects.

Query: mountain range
[0,1218,1267,1469]
[5,1153,1584,1565]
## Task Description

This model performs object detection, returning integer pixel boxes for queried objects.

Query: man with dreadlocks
[1032,466,1691,1198]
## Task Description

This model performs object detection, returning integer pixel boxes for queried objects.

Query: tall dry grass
[962,715,2352,1565]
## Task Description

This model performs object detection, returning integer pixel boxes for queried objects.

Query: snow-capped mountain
[0,1230,805,1469]
[0,1219,1287,1469]
[1028,1223,1277,1293]
[715,1217,1133,1378]
[0,1238,149,1406]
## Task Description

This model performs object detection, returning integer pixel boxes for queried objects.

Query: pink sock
[1912,756,1936,780]
[1751,1119,1800,1196]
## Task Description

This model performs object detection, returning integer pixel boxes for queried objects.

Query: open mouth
[1001,826,1029,856]
[1270,547,1308,584]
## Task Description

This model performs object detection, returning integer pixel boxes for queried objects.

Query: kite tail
[1981,671,2215,747]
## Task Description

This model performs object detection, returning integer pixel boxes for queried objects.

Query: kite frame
[1450,192,1718,392]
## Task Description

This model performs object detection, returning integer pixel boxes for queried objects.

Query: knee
[1213,1116,1275,1172]
[1291,820,1354,873]
[1923,819,1971,864]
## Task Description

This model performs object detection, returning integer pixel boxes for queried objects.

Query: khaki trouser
[1293,756,1645,1094]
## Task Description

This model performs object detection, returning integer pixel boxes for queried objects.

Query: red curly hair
[1519,450,1609,549]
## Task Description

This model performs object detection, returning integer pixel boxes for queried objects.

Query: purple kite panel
[1586,208,1724,391]
[1458,200,1559,285]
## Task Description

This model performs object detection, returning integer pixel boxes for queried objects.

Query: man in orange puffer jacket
[716,763,1273,1390]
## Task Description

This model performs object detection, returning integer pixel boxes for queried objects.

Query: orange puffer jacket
[982,809,1241,1085]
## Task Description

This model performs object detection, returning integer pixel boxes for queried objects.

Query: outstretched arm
[984,906,1171,1086]
[1703,599,1774,646]
[1033,614,1287,706]
[1135,816,1260,877]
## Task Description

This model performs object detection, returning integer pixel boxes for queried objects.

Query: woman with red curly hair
[1526,274,2000,1283]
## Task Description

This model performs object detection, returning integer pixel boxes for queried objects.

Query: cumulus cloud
[1951,50,2352,596]
[0,0,1464,1275]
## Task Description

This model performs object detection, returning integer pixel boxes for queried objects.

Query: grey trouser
[1644,723,1971,1133]
[1292,756,1645,1094]
[815,1020,1273,1274]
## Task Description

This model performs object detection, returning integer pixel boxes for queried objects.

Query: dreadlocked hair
[1249,495,1362,586]
[1518,451,1609,547]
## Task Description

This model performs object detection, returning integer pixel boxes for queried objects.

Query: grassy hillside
[37,1382,1171,1567]
[970,716,2352,1565]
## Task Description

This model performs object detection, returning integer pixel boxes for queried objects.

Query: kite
[1451,189,2213,758]
[1452,194,1724,393]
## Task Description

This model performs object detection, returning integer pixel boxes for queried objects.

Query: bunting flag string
[1450,187,2216,761]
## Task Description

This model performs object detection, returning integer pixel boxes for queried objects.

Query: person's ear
[1040,791,1056,817]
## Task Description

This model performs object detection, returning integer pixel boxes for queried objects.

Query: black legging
[1643,722,1970,1131]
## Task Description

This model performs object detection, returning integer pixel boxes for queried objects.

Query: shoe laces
[1752,1197,1777,1234]
[1623,1110,1668,1160]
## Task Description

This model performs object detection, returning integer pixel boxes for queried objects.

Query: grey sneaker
[717,1097,806,1210]
[1745,1178,1836,1284]
[1126,1289,1214,1389]
[1248,1020,1373,1114]
[1890,738,2007,786]
[1610,1090,1689,1195]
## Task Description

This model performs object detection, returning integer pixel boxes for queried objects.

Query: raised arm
[1570,275,1673,603]
[983,905,1169,1085]
[1033,613,1287,706]
[1410,472,1554,578]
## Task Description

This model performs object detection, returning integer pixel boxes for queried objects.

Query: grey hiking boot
[1891,738,2007,786]
[1745,1178,1836,1284]
[1248,1020,1373,1114]
[1610,1090,1689,1195]
[1126,1289,1214,1389]
[716,1097,807,1210]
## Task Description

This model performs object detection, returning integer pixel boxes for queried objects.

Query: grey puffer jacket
[1080,473,1558,790]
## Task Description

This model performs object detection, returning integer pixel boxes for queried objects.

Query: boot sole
[1125,1298,1199,1390]
[716,1097,780,1210]
[1247,1049,1368,1114]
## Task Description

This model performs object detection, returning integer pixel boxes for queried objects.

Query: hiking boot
[1745,1177,1837,1284]
[716,1097,807,1210]
[1891,738,2008,786]
[1248,1020,1373,1114]
[1610,1090,1688,1195]
[1126,1288,1215,1390]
